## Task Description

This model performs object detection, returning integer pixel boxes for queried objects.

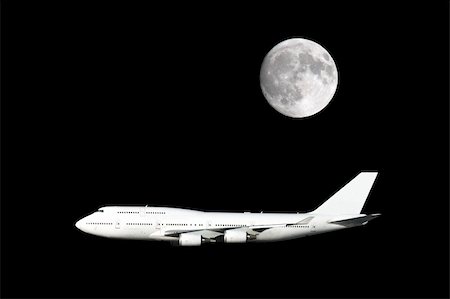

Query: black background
[2,2,449,298]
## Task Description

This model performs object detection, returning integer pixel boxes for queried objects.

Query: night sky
[2,2,448,298]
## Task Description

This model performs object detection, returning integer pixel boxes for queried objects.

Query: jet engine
[224,230,247,243]
[178,233,202,246]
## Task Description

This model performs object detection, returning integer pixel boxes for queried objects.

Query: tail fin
[312,172,378,215]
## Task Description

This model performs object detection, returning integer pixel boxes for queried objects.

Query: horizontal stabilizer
[329,213,381,227]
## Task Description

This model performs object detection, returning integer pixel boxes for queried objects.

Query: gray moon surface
[260,38,338,118]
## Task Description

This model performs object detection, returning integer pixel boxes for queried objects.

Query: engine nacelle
[179,234,202,246]
[224,230,247,243]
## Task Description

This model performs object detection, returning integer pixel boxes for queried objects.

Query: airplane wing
[251,216,314,233]
[165,229,223,239]
[328,213,381,227]
[163,216,315,239]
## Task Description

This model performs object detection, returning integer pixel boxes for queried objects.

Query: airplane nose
[75,219,83,230]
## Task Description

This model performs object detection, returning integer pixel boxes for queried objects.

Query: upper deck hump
[98,206,204,215]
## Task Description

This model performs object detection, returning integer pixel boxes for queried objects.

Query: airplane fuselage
[75,206,350,244]
[75,172,380,246]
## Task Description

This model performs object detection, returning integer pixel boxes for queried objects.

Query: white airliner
[75,172,380,246]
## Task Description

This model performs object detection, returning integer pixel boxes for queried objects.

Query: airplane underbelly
[107,225,157,240]
[256,227,310,242]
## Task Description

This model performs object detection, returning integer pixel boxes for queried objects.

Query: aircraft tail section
[312,172,378,215]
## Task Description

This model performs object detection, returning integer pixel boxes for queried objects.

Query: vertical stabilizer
[312,172,378,215]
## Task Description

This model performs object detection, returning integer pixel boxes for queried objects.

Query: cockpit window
[97,209,104,212]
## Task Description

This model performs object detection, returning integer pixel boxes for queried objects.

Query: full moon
[260,38,338,118]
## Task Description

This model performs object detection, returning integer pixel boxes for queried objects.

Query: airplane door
[115,220,120,229]
[155,220,161,230]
